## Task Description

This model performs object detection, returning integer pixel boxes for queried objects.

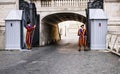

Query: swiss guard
[78,25,87,51]
[25,21,36,49]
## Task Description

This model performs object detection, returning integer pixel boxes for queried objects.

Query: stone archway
[40,12,86,46]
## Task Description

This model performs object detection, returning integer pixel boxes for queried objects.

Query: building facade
[0,0,120,49]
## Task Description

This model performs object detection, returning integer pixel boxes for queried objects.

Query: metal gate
[19,0,39,47]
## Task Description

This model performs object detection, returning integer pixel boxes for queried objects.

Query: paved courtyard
[0,38,119,74]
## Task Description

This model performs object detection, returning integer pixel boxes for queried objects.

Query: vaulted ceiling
[42,13,86,25]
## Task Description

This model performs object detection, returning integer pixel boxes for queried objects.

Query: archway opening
[57,21,86,51]
[40,12,87,47]
[58,21,84,39]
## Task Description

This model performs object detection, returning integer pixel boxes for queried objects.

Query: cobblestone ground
[0,37,119,74]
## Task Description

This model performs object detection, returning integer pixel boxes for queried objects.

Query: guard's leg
[78,38,82,51]
[26,32,31,50]
[83,37,89,51]
[27,43,31,49]
[83,38,86,49]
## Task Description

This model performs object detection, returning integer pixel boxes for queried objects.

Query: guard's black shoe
[78,49,81,52]
[84,48,90,51]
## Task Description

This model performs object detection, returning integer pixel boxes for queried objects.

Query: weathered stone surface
[0,30,5,50]
[0,0,19,26]
[0,39,119,74]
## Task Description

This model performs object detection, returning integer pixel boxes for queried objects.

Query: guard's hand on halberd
[34,25,36,28]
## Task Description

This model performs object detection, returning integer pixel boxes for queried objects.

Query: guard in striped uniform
[78,25,87,51]
[25,22,36,49]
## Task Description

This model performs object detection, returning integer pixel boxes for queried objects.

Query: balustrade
[40,0,94,8]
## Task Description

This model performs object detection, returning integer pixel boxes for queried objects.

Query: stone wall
[0,0,19,26]
[40,22,60,46]
[104,1,120,34]
[0,0,19,49]
[0,30,5,50]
